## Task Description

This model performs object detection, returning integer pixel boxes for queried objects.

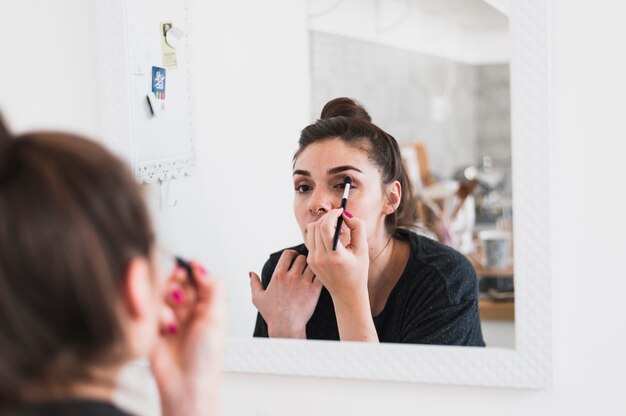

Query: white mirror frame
[225,0,553,389]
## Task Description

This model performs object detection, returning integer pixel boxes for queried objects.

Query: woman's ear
[384,181,402,215]
[123,257,152,319]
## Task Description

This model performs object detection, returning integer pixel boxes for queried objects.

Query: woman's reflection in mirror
[250,98,484,346]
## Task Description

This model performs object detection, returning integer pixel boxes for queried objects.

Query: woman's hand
[305,209,378,342]
[150,262,226,416]
[304,208,369,301]
[249,250,323,339]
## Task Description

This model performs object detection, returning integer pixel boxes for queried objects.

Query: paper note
[160,21,178,69]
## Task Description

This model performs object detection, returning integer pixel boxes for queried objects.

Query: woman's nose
[308,188,333,216]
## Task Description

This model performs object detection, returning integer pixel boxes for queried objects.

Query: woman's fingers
[311,275,323,291]
[338,211,367,254]
[302,263,316,282]
[158,301,179,335]
[290,254,307,275]
[165,284,194,325]
[163,266,196,325]
[192,265,224,321]
[305,222,315,252]
[168,265,195,297]
[314,219,329,254]
[170,261,224,327]
[249,271,264,308]
[312,208,342,253]
[274,250,299,276]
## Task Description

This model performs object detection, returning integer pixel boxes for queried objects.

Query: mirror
[225,0,552,388]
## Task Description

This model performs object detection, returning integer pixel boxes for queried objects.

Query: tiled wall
[474,64,512,196]
[310,31,511,196]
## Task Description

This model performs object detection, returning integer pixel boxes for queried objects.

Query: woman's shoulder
[267,243,308,261]
[401,230,478,303]
[261,243,308,284]
[404,229,473,270]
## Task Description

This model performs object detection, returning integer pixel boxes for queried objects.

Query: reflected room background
[308,0,514,347]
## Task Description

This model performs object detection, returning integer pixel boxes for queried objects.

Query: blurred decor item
[451,178,480,221]
[477,229,512,268]
[466,235,515,317]
[474,155,507,223]
[400,142,434,193]
[418,179,478,254]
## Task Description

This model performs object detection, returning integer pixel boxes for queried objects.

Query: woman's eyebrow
[327,165,363,175]
[293,166,363,176]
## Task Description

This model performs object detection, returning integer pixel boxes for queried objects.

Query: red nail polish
[344,210,353,218]
[248,272,253,279]
[171,289,184,304]
[166,323,178,334]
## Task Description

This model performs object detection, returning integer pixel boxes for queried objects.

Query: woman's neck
[367,232,410,315]
[19,365,119,404]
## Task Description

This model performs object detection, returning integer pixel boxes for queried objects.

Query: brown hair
[0,116,154,401]
[295,97,418,238]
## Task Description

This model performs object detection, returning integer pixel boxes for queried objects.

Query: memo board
[94,0,195,183]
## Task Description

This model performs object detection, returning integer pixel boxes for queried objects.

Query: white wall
[0,0,100,136]
[144,0,310,338]
[1,0,625,415]
[308,0,510,64]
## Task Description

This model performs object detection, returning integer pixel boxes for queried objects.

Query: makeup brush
[332,176,352,250]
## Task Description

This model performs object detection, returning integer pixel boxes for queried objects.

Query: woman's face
[293,138,392,247]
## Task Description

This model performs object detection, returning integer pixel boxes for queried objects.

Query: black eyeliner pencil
[332,176,352,250]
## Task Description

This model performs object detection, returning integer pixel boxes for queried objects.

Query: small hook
[160,174,178,208]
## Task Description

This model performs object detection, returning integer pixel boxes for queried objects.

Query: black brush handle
[175,256,197,289]
[331,197,348,250]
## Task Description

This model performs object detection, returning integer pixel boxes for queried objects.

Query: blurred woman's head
[292,98,417,247]
[0,117,161,401]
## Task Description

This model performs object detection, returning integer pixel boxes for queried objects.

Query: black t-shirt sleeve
[400,256,485,346]
[252,254,278,338]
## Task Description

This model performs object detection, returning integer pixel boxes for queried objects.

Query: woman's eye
[334,183,355,190]
[295,184,312,193]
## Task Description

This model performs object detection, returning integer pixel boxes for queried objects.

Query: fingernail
[171,289,184,305]
[248,272,253,279]
[166,323,178,334]
[192,261,207,276]
[344,210,353,218]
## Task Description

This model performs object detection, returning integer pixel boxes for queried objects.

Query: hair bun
[320,97,372,122]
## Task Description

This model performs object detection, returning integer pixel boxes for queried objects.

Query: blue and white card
[151,66,166,100]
